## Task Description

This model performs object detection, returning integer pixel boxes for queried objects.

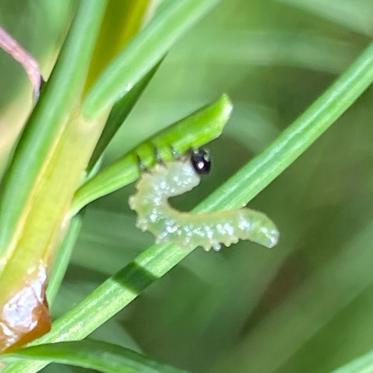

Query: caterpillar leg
[170,145,181,159]
[150,142,164,164]
[150,142,182,164]
[135,153,149,174]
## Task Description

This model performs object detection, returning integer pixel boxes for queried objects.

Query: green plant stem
[47,215,83,305]
[45,0,155,312]
[0,340,186,373]
[5,42,373,373]
[0,0,107,257]
[71,94,232,215]
[213,219,373,373]
[333,348,373,373]
[200,42,373,211]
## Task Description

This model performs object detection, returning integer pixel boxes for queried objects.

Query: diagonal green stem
[5,42,373,373]
[197,42,373,211]
[87,61,162,171]
[47,215,83,305]
[333,347,373,373]
[71,94,232,215]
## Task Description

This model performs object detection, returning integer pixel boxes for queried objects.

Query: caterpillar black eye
[190,148,211,175]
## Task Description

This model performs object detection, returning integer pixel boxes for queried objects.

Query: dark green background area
[1,0,373,372]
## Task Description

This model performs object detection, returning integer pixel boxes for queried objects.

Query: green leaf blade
[333,350,373,373]
[0,340,187,373]
[196,42,373,212]
[88,61,162,170]
[72,94,232,215]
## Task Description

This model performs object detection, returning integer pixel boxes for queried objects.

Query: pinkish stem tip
[0,26,43,101]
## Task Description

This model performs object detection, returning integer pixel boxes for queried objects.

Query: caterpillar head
[133,148,212,202]
[190,148,211,175]
[156,148,211,197]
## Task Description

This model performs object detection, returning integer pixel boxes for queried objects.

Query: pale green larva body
[129,151,279,251]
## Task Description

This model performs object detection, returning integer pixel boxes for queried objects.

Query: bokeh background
[1,0,373,372]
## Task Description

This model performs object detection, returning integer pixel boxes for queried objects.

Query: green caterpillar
[129,149,279,251]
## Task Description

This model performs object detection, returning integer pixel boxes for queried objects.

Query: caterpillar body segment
[129,150,279,251]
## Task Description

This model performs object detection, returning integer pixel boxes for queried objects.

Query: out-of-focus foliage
[1,0,373,372]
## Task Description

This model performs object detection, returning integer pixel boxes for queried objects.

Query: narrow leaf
[84,0,154,93]
[88,61,162,170]
[47,215,83,305]
[72,94,232,215]
[82,0,220,119]
[0,340,187,373]
[333,350,373,373]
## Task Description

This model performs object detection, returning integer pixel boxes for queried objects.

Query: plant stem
[71,95,232,215]
[197,42,373,212]
[47,216,83,305]
[45,0,155,311]
[1,340,187,373]
[0,0,107,259]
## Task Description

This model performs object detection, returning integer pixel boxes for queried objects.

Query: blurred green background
[1,0,373,372]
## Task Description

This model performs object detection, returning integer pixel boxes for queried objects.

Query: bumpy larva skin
[129,158,279,251]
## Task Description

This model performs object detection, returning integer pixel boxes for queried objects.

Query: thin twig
[0,26,43,100]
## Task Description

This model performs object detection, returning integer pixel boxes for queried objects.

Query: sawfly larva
[129,149,279,251]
